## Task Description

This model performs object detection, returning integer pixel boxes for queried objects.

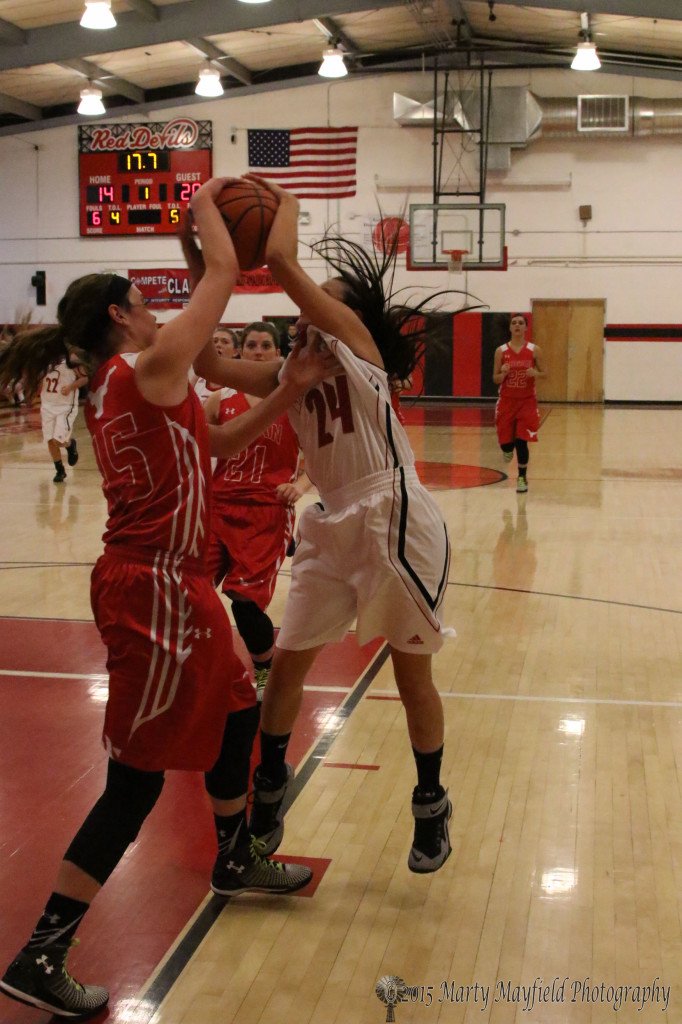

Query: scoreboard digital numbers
[78,118,212,236]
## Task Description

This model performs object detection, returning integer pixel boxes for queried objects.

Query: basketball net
[444,249,467,274]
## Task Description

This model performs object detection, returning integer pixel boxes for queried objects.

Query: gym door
[531,298,605,402]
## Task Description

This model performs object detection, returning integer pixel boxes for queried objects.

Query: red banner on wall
[128,267,282,308]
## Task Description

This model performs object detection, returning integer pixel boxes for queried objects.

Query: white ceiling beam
[0,0,407,72]
[0,91,40,119]
[185,38,252,86]
[0,16,25,45]
[125,0,160,20]
[58,57,145,103]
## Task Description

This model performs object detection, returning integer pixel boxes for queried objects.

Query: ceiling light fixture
[571,41,601,70]
[488,2,496,22]
[235,0,273,4]
[318,47,347,78]
[78,86,105,115]
[80,0,116,30]
[195,64,224,97]
[571,11,601,70]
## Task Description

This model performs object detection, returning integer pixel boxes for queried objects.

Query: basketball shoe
[248,762,294,855]
[516,475,528,493]
[408,787,452,873]
[66,439,79,467]
[254,666,269,703]
[503,450,514,463]
[0,940,109,1018]
[53,465,66,483]
[211,834,311,897]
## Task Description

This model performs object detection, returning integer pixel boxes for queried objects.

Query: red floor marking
[414,461,505,490]
[366,694,402,701]
[323,762,380,770]
[275,856,331,897]
[0,617,379,1024]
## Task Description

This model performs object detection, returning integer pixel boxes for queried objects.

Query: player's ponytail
[0,324,69,401]
[312,230,480,382]
[0,273,129,398]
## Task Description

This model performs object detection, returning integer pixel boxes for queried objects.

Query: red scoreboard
[78,118,212,236]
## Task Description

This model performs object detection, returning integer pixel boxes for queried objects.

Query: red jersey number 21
[305,375,355,448]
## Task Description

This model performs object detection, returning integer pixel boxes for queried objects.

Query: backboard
[407,203,506,271]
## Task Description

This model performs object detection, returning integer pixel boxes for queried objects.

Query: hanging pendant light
[195,65,224,97]
[80,1,116,30]
[78,86,106,115]
[318,47,347,79]
[571,40,601,71]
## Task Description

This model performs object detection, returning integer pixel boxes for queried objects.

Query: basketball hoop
[443,249,468,274]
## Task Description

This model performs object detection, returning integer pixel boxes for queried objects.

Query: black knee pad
[515,439,529,464]
[64,760,164,885]
[205,704,260,801]
[231,600,274,658]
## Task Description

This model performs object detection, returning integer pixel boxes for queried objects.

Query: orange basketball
[215,181,278,271]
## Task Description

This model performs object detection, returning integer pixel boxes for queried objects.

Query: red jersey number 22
[305,375,355,448]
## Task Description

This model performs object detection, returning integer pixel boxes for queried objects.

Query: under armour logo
[36,955,54,975]
[224,861,245,874]
[47,914,60,925]
[406,634,424,645]
[194,628,212,639]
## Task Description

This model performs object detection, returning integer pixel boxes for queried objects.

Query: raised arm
[244,174,383,368]
[136,177,239,405]
[208,339,339,458]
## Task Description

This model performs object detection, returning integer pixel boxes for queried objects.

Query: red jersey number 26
[305,375,355,448]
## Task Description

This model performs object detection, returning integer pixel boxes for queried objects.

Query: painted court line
[370,688,682,709]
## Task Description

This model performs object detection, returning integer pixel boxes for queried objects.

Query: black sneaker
[248,762,294,855]
[0,940,109,1018]
[408,788,452,874]
[66,439,79,467]
[211,835,312,897]
[53,466,67,483]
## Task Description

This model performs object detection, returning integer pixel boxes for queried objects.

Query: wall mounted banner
[128,267,283,308]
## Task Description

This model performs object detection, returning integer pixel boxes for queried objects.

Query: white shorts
[277,467,451,654]
[41,403,77,445]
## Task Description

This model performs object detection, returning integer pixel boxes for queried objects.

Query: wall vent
[578,95,629,132]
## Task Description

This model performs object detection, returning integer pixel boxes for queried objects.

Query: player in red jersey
[191,325,240,403]
[205,320,310,701]
[0,180,336,1020]
[493,314,547,493]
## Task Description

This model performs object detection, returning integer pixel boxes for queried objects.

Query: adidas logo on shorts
[407,634,424,645]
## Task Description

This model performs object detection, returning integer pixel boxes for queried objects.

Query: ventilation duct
[394,88,682,168]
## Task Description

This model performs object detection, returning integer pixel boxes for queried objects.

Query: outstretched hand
[280,338,341,393]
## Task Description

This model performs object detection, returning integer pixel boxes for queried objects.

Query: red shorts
[495,395,540,445]
[207,502,294,611]
[91,549,255,772]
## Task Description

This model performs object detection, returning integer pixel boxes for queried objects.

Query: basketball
[215,181,278,271]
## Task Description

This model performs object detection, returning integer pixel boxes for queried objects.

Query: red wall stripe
[452,312,482,397]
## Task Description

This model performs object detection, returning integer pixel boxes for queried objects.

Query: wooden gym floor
[1,399,681,1024]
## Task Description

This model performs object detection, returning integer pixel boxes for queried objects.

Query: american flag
[247,126,358,199]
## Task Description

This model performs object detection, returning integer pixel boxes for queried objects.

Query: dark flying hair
[0,273,131,400]
[311,228,480,381]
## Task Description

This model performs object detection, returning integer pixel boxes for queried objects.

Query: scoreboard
[78,118,212,236]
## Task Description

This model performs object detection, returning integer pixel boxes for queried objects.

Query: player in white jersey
[40,358,88,482]
[194,176,454,874]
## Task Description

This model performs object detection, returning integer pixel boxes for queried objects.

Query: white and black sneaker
[0,940,109,1018]
[211,835,312,897]
[408,787,452,874]
[248,762,294,855]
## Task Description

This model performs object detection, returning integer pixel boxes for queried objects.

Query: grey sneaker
[408,788,452,874]
[0,940,109,1018]
[248,762,294,855]
[254,666,269,703]
[516,475,528,493]
[503,450,514,463]
[211,835,312,897]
